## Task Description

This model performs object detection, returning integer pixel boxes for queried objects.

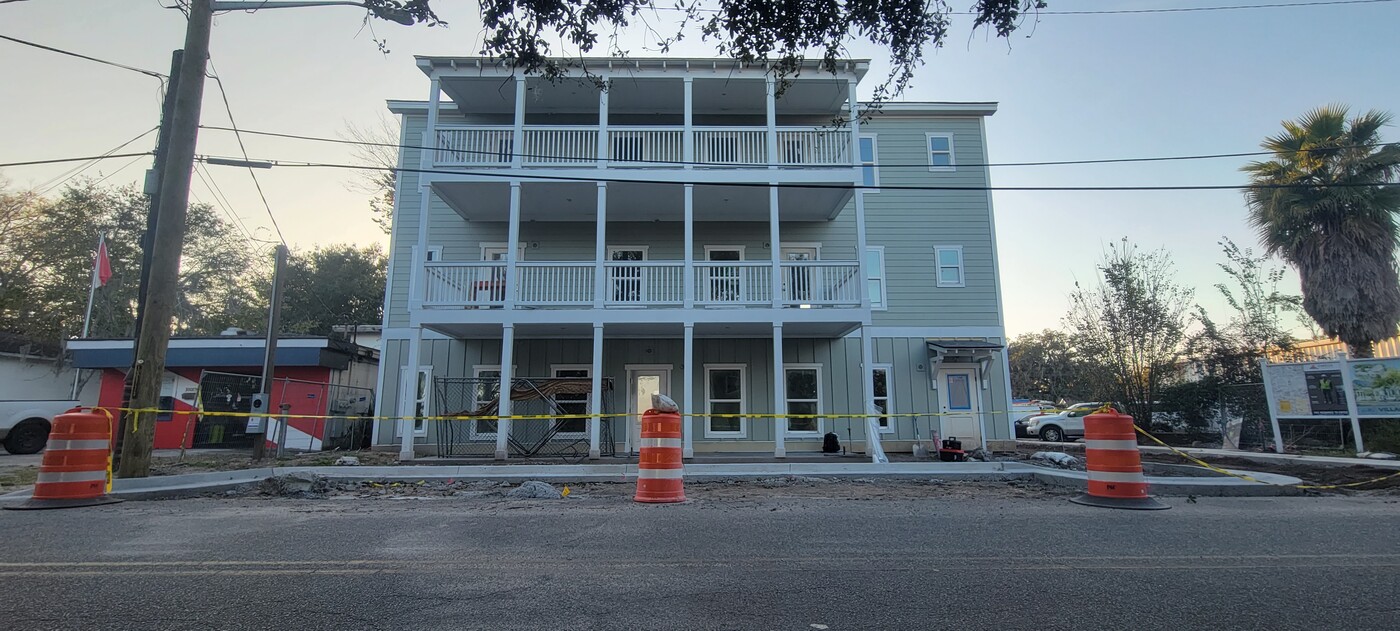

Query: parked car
[1020,402,1120,442]
[0,400,79,454]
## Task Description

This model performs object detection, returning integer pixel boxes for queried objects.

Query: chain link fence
[190,371,374,452]
[434,376,616,461]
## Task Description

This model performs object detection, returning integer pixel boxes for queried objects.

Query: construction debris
[507,480,564,499]
[1030,451,1082,470]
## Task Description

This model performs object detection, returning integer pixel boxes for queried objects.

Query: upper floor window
[935,246,965,287]
[866,246,887,309]
[859,134,879,190]
[926,133,955,171]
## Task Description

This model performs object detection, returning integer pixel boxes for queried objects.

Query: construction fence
[433,376,616,461]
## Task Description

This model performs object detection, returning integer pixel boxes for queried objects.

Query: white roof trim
[67,338,332,351]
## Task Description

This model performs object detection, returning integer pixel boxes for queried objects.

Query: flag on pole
[93,234,112,289]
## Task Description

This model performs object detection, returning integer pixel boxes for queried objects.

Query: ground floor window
[705,364,746,437]
[872,365,893,433]
[471,366,503,438]
[399,366,431,436]
[785,365,821,435]
[551,365,590,435]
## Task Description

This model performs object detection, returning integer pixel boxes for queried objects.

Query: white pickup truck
[0,400,79,454]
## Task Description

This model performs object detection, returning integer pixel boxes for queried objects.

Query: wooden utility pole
[252,245,288,461]
[119,0,213,478]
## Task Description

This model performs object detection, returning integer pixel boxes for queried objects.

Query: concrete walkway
[1016,439,1400,470]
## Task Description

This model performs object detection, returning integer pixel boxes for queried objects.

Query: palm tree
[1242,105,1400,358]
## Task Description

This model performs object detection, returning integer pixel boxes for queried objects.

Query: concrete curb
[0,461,1302,502]
[1015,440,1400,471]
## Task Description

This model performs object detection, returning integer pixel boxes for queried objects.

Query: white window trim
[550,364,591,439]
[866,245,888,310]
[872,364,894,434]
[607,245,649,260]
[784,363,823,437]
[703,245,746,260]
[925,132,956,172]
[859,133,880,191]
[935,245,966,288]
[480,243,526,261]
[704,363,747,438]
[424,245,443,262]
[398,366,431,437]
[469,365,514,439]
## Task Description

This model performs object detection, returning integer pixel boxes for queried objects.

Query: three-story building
[373,56,1014,461]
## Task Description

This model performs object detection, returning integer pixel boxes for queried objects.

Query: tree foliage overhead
[364,0,1046,103]
[1187,237,1306,384]
[1242,105,1400,358]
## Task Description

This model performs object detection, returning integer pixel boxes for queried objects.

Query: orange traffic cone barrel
[7,409,122,510]
[1069,410,1168,511]
[634,408,685,503]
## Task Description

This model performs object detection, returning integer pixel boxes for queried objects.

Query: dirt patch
[0,466,38,492]
[1138,452,1400,493]
[150,450,400,476]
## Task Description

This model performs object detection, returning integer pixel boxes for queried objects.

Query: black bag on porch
[822,432,841,453]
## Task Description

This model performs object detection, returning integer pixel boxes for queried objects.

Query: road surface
[2,481,1398,630]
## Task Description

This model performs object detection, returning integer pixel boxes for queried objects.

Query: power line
[198,124,1394,170]
[34,127,158,195]
[195,154,1400,192]
[0,33,167,81]
[193,161,261,244]
[0,151,154,170]
[205,59,288,245]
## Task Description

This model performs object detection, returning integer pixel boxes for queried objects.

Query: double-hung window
[551,366,590,436]
[926,133,955,171]
[398,366,431,437]
[872,365,893,433]
[858,134,879,190]
[865,246,887,309]
[785,366,821,435]
[935,246,965,288]
[705,365,746,437]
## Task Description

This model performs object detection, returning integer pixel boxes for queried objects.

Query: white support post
[589,324,603,459]
[594,183,607,308]
[1258,358,1286,454]
[512,77,526,168]
[769,184,782,307]
[1001,347,1017,443]
[860,326,889,464]
[849,82,872,312]
[504,182,521,310]
[1338,353,1366,453]
[397,327,423,460]
[765,76,777,167]
[597,77,609,169]
[773,324,786,458]
[495,324,515,460]
[683,323,695,458]
[425,76,441,169]
[408,78,442,311]
[683,184,695,309]
[683,77,694,167]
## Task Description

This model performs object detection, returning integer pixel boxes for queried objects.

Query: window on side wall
[926,133,955,171]
[935,246,965,288]
[398,366,431,437]
[859,134,879,190]
[785,366,821,435]
[872,365,893,433]
[865,246,887,309]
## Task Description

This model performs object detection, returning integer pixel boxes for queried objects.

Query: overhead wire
[32,127,159,195]
[0,33,168,82]
[205,58,289,245]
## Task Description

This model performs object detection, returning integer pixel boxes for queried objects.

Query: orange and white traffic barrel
[7,409,122,510]
[634,408,685,503]
[1069,409,1168,511]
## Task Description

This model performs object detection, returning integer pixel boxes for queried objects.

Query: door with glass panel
[780,246,817,303]
[627,367,670,454]
[608,247,646,304]
[704,247,743,303]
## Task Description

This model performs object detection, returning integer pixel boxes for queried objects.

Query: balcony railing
[433,125,851,168]
[423,260,863,309]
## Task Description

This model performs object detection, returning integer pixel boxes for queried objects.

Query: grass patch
[0,467,39,491]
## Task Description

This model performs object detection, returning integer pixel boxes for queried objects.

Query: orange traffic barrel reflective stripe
[634,408,685,503]
[7,409,123,511]
[1069,410,1168,511]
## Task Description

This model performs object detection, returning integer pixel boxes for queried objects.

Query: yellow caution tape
[1133,424,1400,491]
[100,406,1074,423]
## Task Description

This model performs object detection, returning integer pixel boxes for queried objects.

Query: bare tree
[341,113,400,234]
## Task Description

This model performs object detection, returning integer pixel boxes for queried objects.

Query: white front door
[608,246,647,304]
[479,246,522,304]
[936,367,982,448]
[780,245,818,303]
[626,367,671,454]
[703,246,744,303]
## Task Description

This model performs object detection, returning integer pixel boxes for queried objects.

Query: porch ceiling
[434,181,852,222]
[437,75,849,117]
[424,320,859,339]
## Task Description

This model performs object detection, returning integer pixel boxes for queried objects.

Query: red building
[69,334,378,451]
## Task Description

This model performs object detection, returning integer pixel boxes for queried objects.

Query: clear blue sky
[2,0,1397,336]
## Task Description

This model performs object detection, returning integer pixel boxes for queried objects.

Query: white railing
[607,128,684,166]
[604,261,685,305]
[780,261,862,305]
[435,126,514,166]
[517,262,594,305]
[522,127,598,166]
[775,129,851,165]
[692,128,769,166]
[694,262,772,305]
[424,262,507,307]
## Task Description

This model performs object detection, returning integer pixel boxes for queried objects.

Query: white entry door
[780,245,818,303]
[626,366,671,454]
[608,246,647,304]
[936,367,982,447]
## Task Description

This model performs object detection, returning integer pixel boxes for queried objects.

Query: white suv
[1021,402,1118,443]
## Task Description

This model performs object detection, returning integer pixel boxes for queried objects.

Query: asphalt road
[3,485,1399,630]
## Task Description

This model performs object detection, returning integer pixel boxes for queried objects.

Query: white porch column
[408,78,441,311]
[683,77,694,167]
[769,184,782,308]
[683,184,695,309]
[597,77,609,168]
[512,77,526,167]
[683,323,695,458]
[849,81,872,311]
[594,183,607,308]
[860,326,889,464]
[773,323,786,458]
[495,324,515,460]
[397,327,423,460]
[765,76,777,167]
[588,324,603,459]
[504,182,521,309]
